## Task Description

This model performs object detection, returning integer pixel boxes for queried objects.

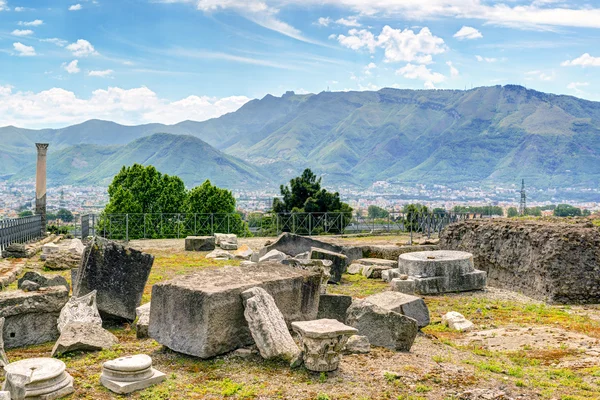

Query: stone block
[45,251,81,270]
[241,287,300,363]
[259,249,287,263]
[234,245,254,260]
[51,322,118,357]
[100,355,166,394]
[206,249,233,260]
[359,245,440,261]
[68,239,85,256]
[390,278,416,294]
[346,299,418,352]
[220,242,238,250]
[442,311,474,331]
[149,262,321,358]
[57,291,102,333]
[359,258,396,279]
[185,236,215,251]
[215,233,238,246]
[2,243,27,259]
[260,233,344,258]
[74,237,153,320]
[0,287,68,349]
[365,292,430,328]
[317,294,353,322]
[135,302,150,339]
[42,243,59,255]
[292,319,357,372]
[310,247,347,283]
[347,263,363,275]
[397,251,486,294]
[344,335,370,354]
[18,271,69,293]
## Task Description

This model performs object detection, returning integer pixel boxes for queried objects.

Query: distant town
[1,179,597,220]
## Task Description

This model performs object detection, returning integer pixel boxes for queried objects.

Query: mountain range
[2,85,599,191]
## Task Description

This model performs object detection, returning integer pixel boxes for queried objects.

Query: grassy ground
[7,242,600,399]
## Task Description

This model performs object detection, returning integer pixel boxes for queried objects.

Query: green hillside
[11,134,274,189]
[3,85,600,189]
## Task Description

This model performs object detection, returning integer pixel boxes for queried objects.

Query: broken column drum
[395,250,486,294]
[291,319,357,372]
[3,358,74,400]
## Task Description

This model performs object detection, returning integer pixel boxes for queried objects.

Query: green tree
[583,209,591,216]
[554,204,582,217]
[368,205,389,219]
[104,164,186,214]
[452,205,503,216]
[18,210,33,218]
[507,207,519,217]
[432,207,446,215]
[272,168,353,234]
[403,203,428,231]
[184,180,236,214]
[525,207,542,217]
[57,208,74,222]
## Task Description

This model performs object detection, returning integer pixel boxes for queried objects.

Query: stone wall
[440,219,600,304]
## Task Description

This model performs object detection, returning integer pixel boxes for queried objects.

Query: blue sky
[1,0,599,128]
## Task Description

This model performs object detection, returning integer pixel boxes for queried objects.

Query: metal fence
[0,215,43,255]
[85,211,484,241]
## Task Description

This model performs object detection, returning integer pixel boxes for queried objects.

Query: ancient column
[35,143,49,235]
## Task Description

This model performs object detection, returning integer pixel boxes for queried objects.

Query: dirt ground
[5,235,600,400]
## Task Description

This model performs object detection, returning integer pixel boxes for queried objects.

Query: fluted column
[35,143,49,235]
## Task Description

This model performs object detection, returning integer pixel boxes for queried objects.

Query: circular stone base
[103,355,152,373]
[398,250,474,277]
[4,358,74,399]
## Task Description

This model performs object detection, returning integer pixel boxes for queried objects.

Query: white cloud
[88,69,114,77]
[66,39,98,57]
[567,82,589,95]
[11,29,34,36]
[336,16,360,27]
[69,4,82,11]
[561,53,600,67]
[317,17,331,26]
[364,62,376,75]
[13,42,36,56]
[41,38,68,47]
[62,60,80,74]
[0,85,251,128]
[446,61,459,77]
[338,26,445,64]
[453,26,482,40]
[0,0,7,11]
[525,70,555,81]
[19,19,43,26]
[475,55,498,62]
[396,63,445,89]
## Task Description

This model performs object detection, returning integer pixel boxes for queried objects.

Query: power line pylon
[519,179,526,216]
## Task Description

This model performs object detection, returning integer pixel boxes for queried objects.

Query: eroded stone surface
[0,318,8,367]
[292,319,357,372]
[365,292,430,328]
[215,233,238,247]
[206,249,233,260]
[344,335,370,354]
[57,291,102,333]
[241,287,301,363]
[185,236,215,252]
[3,358,74,400]
[73,237,153,320]
[259,249,287,263]
[149,263,321,358]
[51,322,118,356]
[68,239,85,256]
[442,311,474,331]
[310,248,347,283]
[234,245,254,260]
[346,300,418,352]
[101,355,165,394]
[317,294,352,322]
[135,303,150,339]
[17,271,69,292]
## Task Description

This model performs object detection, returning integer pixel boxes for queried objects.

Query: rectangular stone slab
[149,262,321,358]
[101,368,166,394]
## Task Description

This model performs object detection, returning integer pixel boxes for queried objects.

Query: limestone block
[184,236,215,252]
[74,237,153,320]
[310,247,348,283]
[57,290,102,333]
[346,300,418,352]
[100,355,166,394]
[356,258,397,269]
[282,258,332,293]
[18,271,69,292]
[390,278,416,294]
[241,287,301,363]
[365,292,430,328]
[442,311,474,331]
[135,303,150,339]
[291,319,357,372]
[42,243,59,255]
[2,243,27,259]
[260,233,344,258]
[51,322,118,356]
[317,294,352,322]
[0,287,68,349]
[3,358,74,400]
[234,245,254,260]
[149,263,321,358]
[382,269,402,283]
[45,251,81,270]
[20,280,40,292]
[206,249,233,260]
[397,251,486,294]
[0,318,8,367]
[68,239,85,256]
[344,335,370,354]
[0,391,9,400]
[215,233,238,246]
[220,242,238,251]
[347,264,363,275]
[259,249,287,263]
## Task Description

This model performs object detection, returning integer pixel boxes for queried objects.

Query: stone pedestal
[395,250,486,294]
[291,319,357,372]
[3,358,74,399]
[100,354,166,394]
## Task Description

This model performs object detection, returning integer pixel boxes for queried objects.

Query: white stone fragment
[258,249,287,263]
[442,311,474,331]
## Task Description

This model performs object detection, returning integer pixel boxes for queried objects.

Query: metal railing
[84,211,485,241]
[0,215,43,255]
